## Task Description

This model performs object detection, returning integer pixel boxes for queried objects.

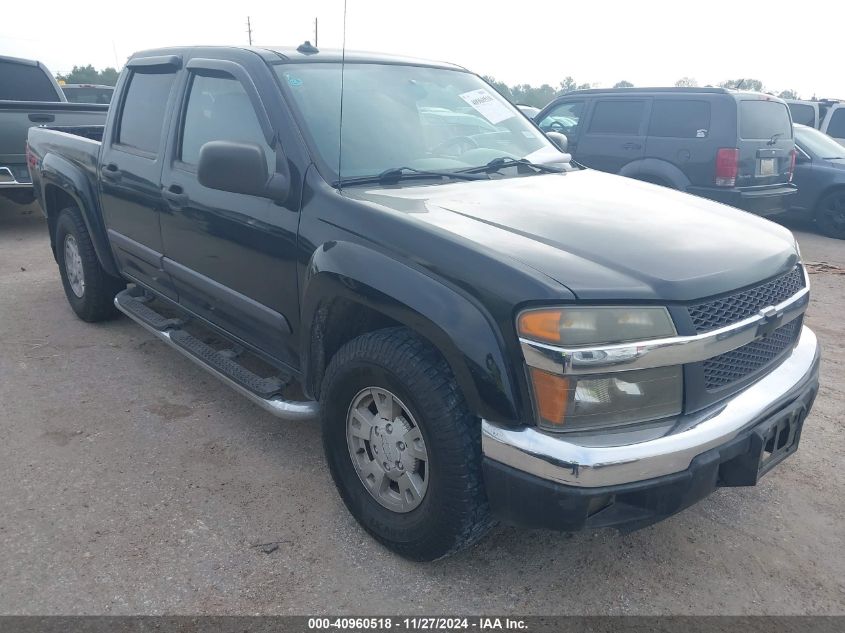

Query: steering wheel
[548,120,570,133]
[432,135,479,156]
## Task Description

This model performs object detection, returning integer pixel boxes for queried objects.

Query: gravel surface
[1,202,843,615]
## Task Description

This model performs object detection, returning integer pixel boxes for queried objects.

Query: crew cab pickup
[0,55,107,205]
[27,45,820,561]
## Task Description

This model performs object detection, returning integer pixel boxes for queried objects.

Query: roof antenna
[337,0,347,190]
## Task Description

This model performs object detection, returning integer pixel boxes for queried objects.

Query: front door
[159,64,300,367]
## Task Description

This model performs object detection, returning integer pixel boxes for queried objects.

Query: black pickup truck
[27,44,820,561]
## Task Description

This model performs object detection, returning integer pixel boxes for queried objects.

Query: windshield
[276,62,561,183]
[796,125,845,159]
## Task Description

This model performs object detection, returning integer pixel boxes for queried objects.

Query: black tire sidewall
[54,207,121,321]
[321,331,490,560]
[55,211,90,315]
[816,192,845,239]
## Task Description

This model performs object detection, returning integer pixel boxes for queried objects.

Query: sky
[1,0,841,100]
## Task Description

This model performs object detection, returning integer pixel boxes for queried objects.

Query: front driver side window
[538,101,583,138]
[180,73,273,171]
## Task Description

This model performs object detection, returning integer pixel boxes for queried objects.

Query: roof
[129,44,467,72]
[0,54,40,67]
[556,86,783,100]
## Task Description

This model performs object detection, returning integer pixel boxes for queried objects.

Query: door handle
[28,113,55,123]
[163,184,188,207]
[622,142,643,150]
[101,163,122,181]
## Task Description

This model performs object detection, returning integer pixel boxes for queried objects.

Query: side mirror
[197,140,289,202]
[546,131,568,153]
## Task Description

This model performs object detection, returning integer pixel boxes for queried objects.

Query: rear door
[735,98,794,188]
[574,98,649,173]
[99,56,180,299]
[644,98,713,186]
[821,105,845,146]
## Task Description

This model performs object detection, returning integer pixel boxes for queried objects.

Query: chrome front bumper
[482,326,820,488]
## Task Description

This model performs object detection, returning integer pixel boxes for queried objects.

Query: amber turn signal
[518,310,562,344]
[529,368,570,426]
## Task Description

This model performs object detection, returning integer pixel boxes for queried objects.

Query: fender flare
[619,158,692,190]
[40,153,120,277]
[301,241,521,423]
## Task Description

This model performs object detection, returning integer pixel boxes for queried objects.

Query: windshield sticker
[285,74,303,87]
[459,89,515,125]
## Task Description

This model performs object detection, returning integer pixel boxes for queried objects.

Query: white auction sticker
[459,89,515,125]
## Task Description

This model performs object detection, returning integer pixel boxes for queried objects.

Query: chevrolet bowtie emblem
[757,306,784,338]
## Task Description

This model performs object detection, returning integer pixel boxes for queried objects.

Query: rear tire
[815,190,845,239]
[55,206,124,322]
[321,327,493,561]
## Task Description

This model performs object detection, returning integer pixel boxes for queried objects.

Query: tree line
[484,75,803,108]
[55,65,120,86]
[54,65,805,104]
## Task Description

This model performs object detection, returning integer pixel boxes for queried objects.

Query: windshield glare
[276,62,559,182]
[796,125,845,159]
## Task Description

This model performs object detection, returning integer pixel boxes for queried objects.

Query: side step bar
[115,289,319,421]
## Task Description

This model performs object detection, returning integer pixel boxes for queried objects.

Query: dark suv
[536,87,797,215]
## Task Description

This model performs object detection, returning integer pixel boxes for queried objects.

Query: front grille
[688,266,805,333]
[703,318,801,390]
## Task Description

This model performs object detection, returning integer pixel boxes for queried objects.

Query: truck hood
[344,169,799,301]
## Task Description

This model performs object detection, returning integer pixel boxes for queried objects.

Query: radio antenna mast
[246,16,253,45]
[337,0,347,188]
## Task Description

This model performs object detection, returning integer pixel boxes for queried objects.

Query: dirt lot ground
[1,201,843,615]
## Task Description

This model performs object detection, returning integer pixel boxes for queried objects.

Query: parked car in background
[61,83,114,104]
[788,124,845,238]
[516,104,539,117]
[536,87,797,215]
[0,55,107,206]
[785,99,845,145]
[27,45,819,561]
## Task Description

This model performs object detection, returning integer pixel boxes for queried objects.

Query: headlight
[518,306,676,346]
[528,366,683,431]
[518,307,681,431]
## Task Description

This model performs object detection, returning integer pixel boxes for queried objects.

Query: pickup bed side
[28,126,119,277]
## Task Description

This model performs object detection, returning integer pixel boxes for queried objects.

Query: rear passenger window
[739,100,792,140]
[648,100,711,138]
[827,109,845,138]
[117,70,176,154]
[180,74,272,170]
[588,100,645,135]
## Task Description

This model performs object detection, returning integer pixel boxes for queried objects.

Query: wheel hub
[63,234,85,298]
[346,387,429,513]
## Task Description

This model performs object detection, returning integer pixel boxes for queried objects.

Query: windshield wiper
[767,133,784,146]
[334,166,488,187]
[457,157,565,175]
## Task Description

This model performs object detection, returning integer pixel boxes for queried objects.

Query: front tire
[55,207,124,322]
[815,190,845,239]
[321,327,493,560]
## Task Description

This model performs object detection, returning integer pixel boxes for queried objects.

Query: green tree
[559,76,592,93]
[675,77,698,87]
[719,78,764,92]
[613,80,634,88]
[778,89,799,100]
[56,65,121,86]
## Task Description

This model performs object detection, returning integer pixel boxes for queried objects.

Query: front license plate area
[718,401,806,486]
[759,157,776,177]
[756,402,805,478]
